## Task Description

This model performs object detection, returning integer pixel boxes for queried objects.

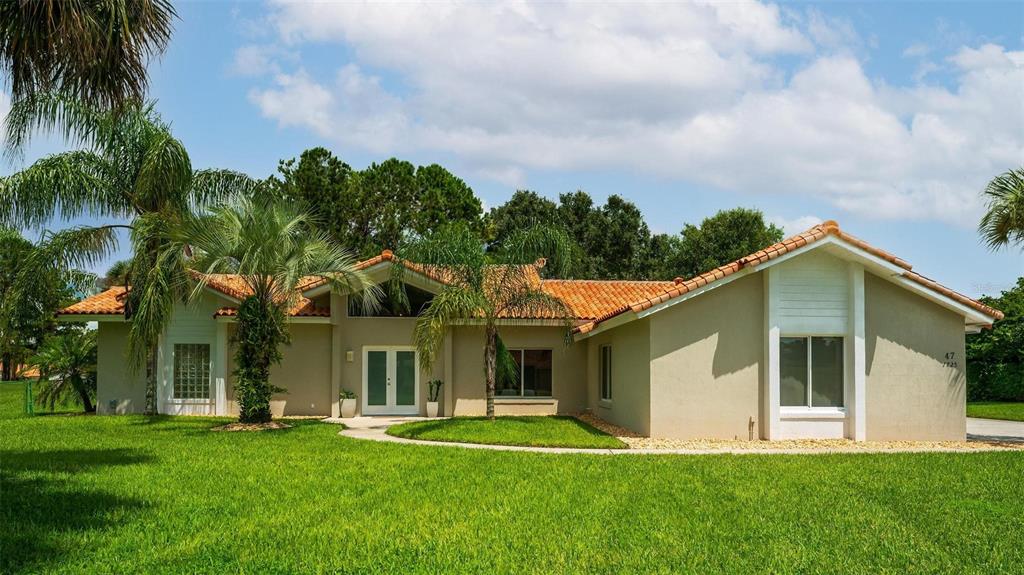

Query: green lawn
[387,416,628,449]
[2,381,1023,573]
[968,401,1024,422]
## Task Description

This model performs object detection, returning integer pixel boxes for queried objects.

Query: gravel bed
[576,413,1023,452]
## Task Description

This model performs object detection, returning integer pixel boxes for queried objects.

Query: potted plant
[426,379,443,418]
[339,389,357,418]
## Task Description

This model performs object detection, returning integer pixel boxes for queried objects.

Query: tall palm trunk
[484,324,497,419]
[144,347,157,415]
[71,374,95,413]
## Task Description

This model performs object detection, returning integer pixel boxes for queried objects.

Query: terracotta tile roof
[574,220,1003,334]
[60,224,1003,328]
[58,286,128,315]
[540,279,677,320]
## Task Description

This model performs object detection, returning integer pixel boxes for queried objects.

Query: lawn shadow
[1,448,153,573]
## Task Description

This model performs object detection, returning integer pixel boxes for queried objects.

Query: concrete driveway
[967,418,1024,443]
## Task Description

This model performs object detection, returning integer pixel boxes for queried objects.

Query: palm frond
[0,0,176,141]
[190,169,262,208]
[0,150,126,227]
[980,168,1024,250]
[34,225,125,270]
[413,287,484,372]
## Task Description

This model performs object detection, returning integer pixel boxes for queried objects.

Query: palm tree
[0,0,176,139]
[100,260,131,288]
[30,328,97,413]
[0,100,253,414]
[169,196,378,423]
[980,168,1024,250]
[399,222,575,418]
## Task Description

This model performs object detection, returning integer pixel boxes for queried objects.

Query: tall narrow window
[173,344,211,400]
[779,336,844,408]
[599,345,612,401]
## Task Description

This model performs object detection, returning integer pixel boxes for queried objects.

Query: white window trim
[499,348,554,399]
[779,335,846,411]
[170,342,213,403]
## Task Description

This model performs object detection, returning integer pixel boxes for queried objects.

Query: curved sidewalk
[331,416,1023,455]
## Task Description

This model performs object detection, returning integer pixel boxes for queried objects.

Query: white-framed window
[496,349,553,397]
[780,336,844,408]
[599,345,612,401]
[173,343,211,400]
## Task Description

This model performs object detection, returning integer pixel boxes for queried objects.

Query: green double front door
[363,348,419,415]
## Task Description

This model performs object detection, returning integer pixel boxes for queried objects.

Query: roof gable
[573,221,1003,336]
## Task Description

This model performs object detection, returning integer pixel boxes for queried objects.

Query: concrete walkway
[327,415,1024,455]
[967,417,1024,444]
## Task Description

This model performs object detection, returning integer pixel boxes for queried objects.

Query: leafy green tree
[1,0,177,148]
[967,278,1023,401]
[30,327,97,412]
[272,150,483,256]
[413,164,483,238]
[643,233,683,281]
[670,208,784,279]
[0,100,250,413]
[593,195,654,279]
[270,147,354,238]
[172,196,378,423]
[401,222,574,418]
[485,190,559,250]
[0,228,83,381]
[979,168,1024,250]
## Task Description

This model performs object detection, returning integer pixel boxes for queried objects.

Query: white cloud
[246,1,1024,227]
[770,215,823,236]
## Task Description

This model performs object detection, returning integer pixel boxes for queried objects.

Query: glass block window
[173,344,211,400]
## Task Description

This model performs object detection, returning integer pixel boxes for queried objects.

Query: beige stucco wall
[226,323,333,417]
[647,272,765,439]
[585,317,651,435]
[865,272,966,441]
[451,324,584,416]
[332,294,445,416]
[96,322,146,414]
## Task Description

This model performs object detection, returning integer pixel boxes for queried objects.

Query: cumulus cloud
[244,1,1024,227]
[770,215,824,236]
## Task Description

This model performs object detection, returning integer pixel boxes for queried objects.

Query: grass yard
[2,381,1023,574]
[386,415,627,449]
[968,401,1024,422]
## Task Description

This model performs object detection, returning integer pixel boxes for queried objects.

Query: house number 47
[943,352,958,368]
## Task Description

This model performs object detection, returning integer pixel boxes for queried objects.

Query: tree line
[270,146,785,281]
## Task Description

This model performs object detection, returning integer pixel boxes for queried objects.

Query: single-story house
[59,221,1003,441]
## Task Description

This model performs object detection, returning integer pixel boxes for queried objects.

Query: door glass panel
[367,351,387,406]
[780,337,808,407]
[395,351,416,406]
[811,337,844,407]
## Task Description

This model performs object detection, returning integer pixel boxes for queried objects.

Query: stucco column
[214,322,228,415]
[443,328,454,417]
[330,293,342,418]
[764,268,781,440]
[848,263,867,441]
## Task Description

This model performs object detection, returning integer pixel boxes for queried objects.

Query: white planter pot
[340,398,357,418]
[426,401,439,418]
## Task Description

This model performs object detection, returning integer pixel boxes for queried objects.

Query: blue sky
[4,1,1022,297]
